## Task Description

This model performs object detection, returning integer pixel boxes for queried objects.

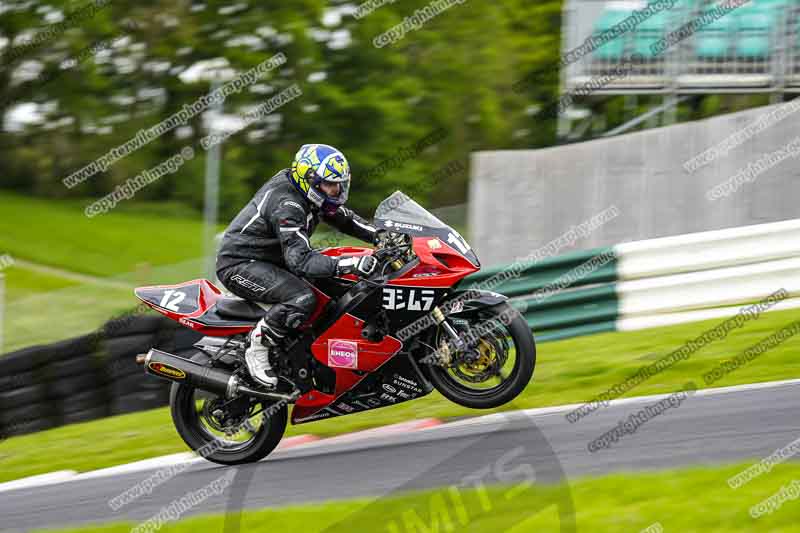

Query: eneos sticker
[328,339,358,369]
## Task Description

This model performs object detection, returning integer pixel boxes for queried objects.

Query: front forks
[431,306,467,351]
[421,306,476,366]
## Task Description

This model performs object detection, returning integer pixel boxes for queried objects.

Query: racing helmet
[290,144,350,215]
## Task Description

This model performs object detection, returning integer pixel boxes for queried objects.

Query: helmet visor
[319,176,349,205]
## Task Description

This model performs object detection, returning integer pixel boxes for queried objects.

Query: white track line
[0,470,78,493]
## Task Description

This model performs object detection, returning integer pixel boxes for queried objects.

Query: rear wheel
[423,303,535,409]
[169,350,287,465]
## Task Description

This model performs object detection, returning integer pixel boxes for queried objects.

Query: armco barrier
[463,247,621,342]
[463,218,800,341]
[614,218,800,281]
[465,247,618,297]
[0,311,202,438]
[612,219,800,331]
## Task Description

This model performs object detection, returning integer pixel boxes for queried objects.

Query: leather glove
[337,255,378,277]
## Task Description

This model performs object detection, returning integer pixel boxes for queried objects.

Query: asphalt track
[2,380,799,532]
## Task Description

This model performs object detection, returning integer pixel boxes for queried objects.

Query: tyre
[0,370,39,391]
[0,346,48,374]
[47,355,99,380]
[111,389,169,415]
[59,388,107,414]
[0,384,47,410]
[48,374,98,399]
[101,333,158,359]
[103,313,172,338]
[103,352,145,381]
[0,402,49,426]
[423,302,535,410]
[170,350,287,465]
[62,406,109,425]
[110,373,165,398]
[1,417,56,438]
[47,335,100,361]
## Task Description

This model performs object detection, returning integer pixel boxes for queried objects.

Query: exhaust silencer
[138,349,297,402]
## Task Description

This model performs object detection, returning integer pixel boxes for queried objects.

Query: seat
[215,296,270,321]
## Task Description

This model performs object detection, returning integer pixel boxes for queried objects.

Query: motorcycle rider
[216,144,379,388]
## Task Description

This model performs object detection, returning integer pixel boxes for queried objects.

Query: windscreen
[374,191,449,229]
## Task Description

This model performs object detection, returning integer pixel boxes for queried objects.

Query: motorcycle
[134,191,536,465]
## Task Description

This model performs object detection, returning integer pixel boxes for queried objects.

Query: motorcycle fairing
[290,235,479,422]
[292,352,433,424]
[134,280,254,335]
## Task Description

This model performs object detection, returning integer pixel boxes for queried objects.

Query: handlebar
[365,232,413,281]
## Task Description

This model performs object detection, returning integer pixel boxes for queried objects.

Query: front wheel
[423,302,535,409]
[169,350,287,465]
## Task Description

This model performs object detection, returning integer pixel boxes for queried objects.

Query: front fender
[396,290,509,343]
[441,289,508,316]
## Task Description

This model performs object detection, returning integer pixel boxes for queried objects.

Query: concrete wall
[469,102,800,267]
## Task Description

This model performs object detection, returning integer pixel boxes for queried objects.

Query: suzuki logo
[384,220,423,232]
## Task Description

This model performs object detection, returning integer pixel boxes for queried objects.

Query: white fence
[614,218,800,331]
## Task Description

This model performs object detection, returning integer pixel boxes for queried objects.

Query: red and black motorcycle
[134,191,535,465]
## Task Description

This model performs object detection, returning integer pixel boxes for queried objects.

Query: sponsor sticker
[328,339,358,368]
[231,274,267,293]
[336,402,355,413]
[148,362,187,380]
[179,317,198,329]
[282,200,304,212]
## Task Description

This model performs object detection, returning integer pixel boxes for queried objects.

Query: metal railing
[563,0,800,93]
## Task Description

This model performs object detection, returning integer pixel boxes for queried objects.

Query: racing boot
[244,318,286,388]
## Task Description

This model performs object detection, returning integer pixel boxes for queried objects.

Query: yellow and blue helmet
[290,144,351,215]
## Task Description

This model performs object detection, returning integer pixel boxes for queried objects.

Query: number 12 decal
[160,290,186,312]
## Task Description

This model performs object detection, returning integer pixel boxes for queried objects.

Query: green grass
[3,305,800,483]
[38,462,800,532]
[3,266,80,302]
[0,191,210,278]
[1,262,136,352]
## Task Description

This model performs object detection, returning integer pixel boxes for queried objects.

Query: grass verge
[0,191,209,278]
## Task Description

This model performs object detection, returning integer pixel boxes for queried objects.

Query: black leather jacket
[216,169,377,277]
